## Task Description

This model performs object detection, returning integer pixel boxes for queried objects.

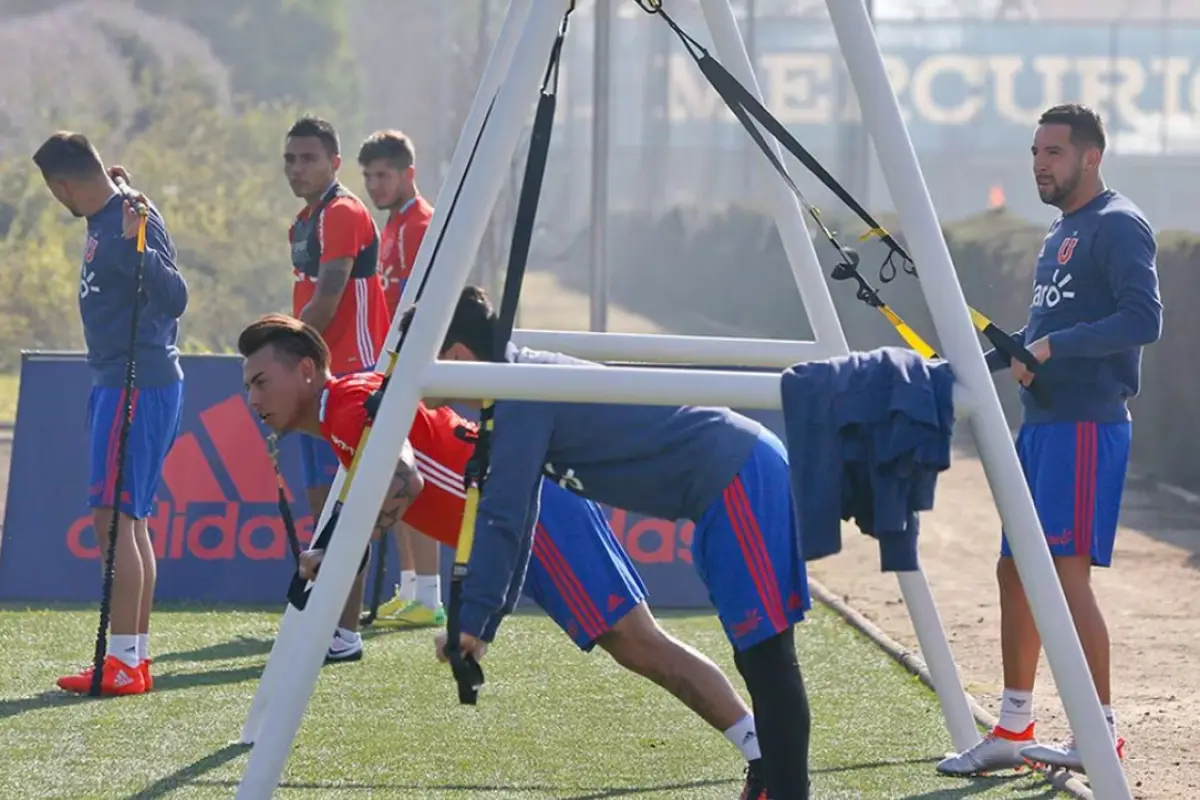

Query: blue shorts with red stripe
[87,381,184,520]
[693,429,810,652]
[521,480,648,651]
[1001,420,1131,567]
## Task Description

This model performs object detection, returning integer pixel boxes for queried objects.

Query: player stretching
[357,129,442,628]
[938,104,1162,776]
[237,314,772,800]
[285,116,391,661]
[418,288,812,800]
[34,134,187,696]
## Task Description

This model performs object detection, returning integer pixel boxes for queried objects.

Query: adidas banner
[0,354,793,609]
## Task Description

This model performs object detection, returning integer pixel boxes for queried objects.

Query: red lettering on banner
[64,504,315,562]
[607,509,695,565]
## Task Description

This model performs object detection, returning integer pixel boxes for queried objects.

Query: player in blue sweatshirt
[409,288,811,800]
[938,105,1161,778]
[33,133,188,697]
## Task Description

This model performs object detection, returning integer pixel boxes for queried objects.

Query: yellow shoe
[369,587,411,626]
[376,600,446,628]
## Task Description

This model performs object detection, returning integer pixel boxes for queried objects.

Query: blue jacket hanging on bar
[779,346,956,572]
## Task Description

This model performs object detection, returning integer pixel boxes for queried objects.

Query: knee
[599,608,668,676]
[996,555,1019,588]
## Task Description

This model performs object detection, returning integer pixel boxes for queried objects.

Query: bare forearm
[372,442,424,537]
[301,259,351,333]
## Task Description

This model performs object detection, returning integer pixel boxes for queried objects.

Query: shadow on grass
[184,777,736,797]
[906,775,1063,799]
[0,664,263,722]
[152,636,275,664]
[126,743,251,799]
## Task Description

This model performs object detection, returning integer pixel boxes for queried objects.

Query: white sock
[398,570,417,603]
[336,626,359,641]
[108,634,140,668]
[723,714,761,762]
[137,633,149,662]
[1102,705,1118,740]
[995,688,1034,735]
[416,575,442,609]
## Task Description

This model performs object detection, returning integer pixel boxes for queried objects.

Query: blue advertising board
[0,353,793,610]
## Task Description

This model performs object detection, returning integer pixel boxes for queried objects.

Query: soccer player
[285,116,392,659]
[415,288,812,800]
[357,128,442,627]
[237,314,772,800]
[33,134,187,696]
[937,104,1162,776]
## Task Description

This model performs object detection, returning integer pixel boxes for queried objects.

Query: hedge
[550,205,1194,487]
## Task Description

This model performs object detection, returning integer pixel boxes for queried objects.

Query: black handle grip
[449,652,485,705]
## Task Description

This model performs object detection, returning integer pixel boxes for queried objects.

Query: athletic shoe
[140,659,154,691]
[369,585,408,621]
[739,759,767,800]
[325,629,363,664]
[56,655,147,696]
[936,725,1035,776]
[376,599,446,628]
[1021,736,1125,772]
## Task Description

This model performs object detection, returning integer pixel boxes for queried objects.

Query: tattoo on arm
[299,258,353,331]
[372,440,424,537]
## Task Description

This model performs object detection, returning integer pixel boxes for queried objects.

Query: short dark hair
[238,313,330,373]
[1038,104,1106,154]
[358,130,415,170]
[286,116,340,158]
[32,131,105,179]
[400,286,497,359]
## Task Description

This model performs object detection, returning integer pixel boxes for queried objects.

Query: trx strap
[635,1,1050,408]
[283,92,499,612]
[444,5,572,707]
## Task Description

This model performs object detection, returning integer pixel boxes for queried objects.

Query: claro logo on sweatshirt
[65,395,313,561]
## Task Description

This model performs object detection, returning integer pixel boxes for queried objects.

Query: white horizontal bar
[510,329,842,367]
[419,361,975,417]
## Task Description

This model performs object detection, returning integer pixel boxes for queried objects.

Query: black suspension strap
[281,85,500,613]
[636,1,1050,407]
[89,179,147,697]
[358,532,390,628]
[444,5,572,707]
[266,433,302,565]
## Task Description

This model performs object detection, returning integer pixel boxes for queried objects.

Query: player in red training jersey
[285,117,392,660]
[356,129,441,627]
[237,314,773,800]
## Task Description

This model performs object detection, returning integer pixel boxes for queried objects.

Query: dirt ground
[807,437,1200,800]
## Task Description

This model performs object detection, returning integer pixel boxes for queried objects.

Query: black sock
[734,627,811,800]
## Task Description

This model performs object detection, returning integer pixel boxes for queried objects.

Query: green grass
[0,605,1063,799]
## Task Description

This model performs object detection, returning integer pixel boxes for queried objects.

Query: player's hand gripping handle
[446,481,485,705]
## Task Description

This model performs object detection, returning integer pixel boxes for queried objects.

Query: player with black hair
[237,313,773,799]
[284,116,392,660]
[409,287,813,799]
[938,104,1162,775]
[33,131,187,696]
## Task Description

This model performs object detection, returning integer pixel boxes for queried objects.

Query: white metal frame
[234,2,1131,798]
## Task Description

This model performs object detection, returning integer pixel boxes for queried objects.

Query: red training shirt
[318,372,473,547]
[290,187,391,373]
[378,195,434,316]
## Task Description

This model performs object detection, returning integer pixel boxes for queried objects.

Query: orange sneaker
[56,655,147,696]
[139,659,154,691]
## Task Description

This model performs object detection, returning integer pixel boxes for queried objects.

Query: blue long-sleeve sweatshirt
[984,189,1162,424]
[459,346,763,641]
[780,347,955,572]
[80,193,188,388]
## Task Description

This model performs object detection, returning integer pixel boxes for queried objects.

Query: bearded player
[938,105,1162,776]
[237,313,771,800]
[357,128,442,628]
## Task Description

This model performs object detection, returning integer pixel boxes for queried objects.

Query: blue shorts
[693,430,809,652]
[1000,421,1131,567]
[300,433,341,490]
[522,480,648,651]
[87,381,184,519]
